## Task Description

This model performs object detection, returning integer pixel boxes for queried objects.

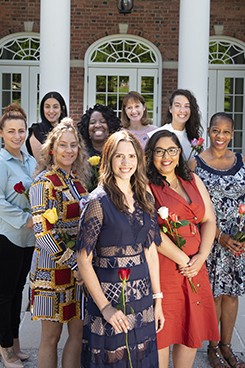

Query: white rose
[158,206,169,219]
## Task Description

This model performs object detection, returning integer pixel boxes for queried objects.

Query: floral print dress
[195,153,245,297]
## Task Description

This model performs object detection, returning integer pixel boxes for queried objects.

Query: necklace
[169,177,179,190]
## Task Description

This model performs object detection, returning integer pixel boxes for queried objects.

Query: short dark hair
[209,112,234,129]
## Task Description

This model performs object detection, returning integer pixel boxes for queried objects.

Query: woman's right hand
[101,303,129,334]
[220,233,245,255]
[26,216,33,229]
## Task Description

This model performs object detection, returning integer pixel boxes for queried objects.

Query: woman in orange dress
[145,130,220,368]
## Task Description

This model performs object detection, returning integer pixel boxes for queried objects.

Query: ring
[118,318,123,322]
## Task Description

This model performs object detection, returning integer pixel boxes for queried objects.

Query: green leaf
[66,240,76,249]
[173,222,182,229]
[130,306,135,314]
[162,226,168,233]
[180,220,189,227]
[175,237,186,249]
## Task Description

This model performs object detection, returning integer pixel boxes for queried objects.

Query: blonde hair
[34,118,91,186]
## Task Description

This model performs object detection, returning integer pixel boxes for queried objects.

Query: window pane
[108,76,117,93]
[96,94,106,105]
[141,77,154,93]
[2,74,11,89]
[235,78,244,94]
[235,96,243,113]
[96,76,107,92]
[107,94,117,110]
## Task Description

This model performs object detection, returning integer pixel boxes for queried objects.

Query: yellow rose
[43,207,58,224]
[88,155,101,166]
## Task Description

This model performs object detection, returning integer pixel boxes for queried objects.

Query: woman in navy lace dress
[189,112,245,368]
[77,130,164,367]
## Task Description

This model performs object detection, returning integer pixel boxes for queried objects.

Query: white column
[178,0,210,131]
[39,0,70,111]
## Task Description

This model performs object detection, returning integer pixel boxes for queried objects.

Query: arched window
[0,34,40,60]
[84,35,162,125]
[0,33,40,124]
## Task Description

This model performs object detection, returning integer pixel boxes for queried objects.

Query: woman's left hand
[73,270,84,285]
[154,299,165,333]
[178,253,205,278]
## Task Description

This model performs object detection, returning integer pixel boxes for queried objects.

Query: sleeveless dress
[77,186,161,367]
[195,153,245,297]
[150,175,220,349]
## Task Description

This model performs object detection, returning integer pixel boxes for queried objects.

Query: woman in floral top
[29,118,90,368]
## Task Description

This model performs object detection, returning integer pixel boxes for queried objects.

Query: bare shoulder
[188,157,197,171]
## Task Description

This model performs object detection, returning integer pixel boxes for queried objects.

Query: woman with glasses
[145,130,219,368]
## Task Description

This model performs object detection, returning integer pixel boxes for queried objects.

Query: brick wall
[0,0,244,123]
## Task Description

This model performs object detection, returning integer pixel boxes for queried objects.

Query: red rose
[197,137,205,146]
[239,204,245,215]
[14,181,26,194]
[118,268,131,282]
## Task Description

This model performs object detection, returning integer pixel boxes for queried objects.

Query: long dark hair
[40,91,68,127]
[145,130,192,186]
[164,89,202,141]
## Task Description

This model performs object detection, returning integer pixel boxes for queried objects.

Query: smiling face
[53,131,79,173]
[153,136,181,177]
[0,118,26,155]
[112,140,138,184]
[169,94,191,127]
[208,117,233,150]
[124,98,146,125]
[43,98,62,126]
[88,111,109,145]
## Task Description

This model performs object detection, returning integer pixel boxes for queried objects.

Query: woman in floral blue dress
[189,112,245,368]
[77,130,164,367]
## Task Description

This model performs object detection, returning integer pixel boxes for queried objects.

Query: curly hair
[77,104,121,151]
[34,118,91,186]
[121,91,151,128]
[164,89,203,141]
[0,103,27,129]
[99,130,155,216]
[145,130,192,187]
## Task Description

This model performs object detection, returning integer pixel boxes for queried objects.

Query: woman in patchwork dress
[29,119,90,368]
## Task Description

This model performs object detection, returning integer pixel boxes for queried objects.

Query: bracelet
[217,231,223,244]
[100,302,111,314]
[153,292,163,299]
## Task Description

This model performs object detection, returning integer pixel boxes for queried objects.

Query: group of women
[0,88,244,368]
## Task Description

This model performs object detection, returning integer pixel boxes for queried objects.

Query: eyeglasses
[153,147,180,157]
